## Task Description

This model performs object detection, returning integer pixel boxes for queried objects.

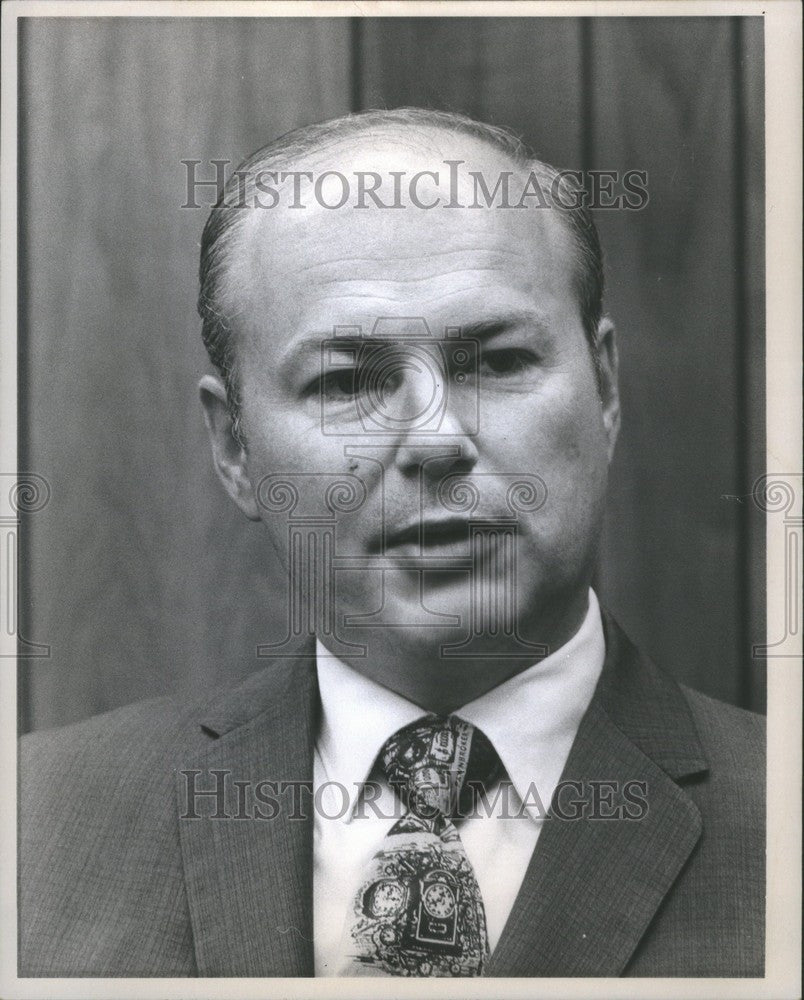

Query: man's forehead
[228,129,579,341]
[237,127,565,238]
[241,153,570,251]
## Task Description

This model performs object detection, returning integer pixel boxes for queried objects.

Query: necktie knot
[380,715,500,821]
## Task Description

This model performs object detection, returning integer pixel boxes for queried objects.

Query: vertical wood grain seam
[732,16,752,710]
[17,18,32,736]
[350,17,363,113]
[580,17,594,176]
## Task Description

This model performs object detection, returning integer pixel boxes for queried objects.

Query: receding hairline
[218,121,584,316]
[233,108,531,174]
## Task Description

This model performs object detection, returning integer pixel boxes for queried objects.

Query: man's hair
[198,107,604,444]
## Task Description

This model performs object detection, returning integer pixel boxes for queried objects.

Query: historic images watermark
[1,473,51,658]
[178,769,650,823]
[181,159,649,212]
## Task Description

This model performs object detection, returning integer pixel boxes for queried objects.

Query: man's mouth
[383,517,470,554]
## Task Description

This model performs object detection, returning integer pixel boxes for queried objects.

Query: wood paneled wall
[18,16,765,732]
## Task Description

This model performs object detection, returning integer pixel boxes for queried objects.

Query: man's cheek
[545,394,608,479]
[251,435,340,475]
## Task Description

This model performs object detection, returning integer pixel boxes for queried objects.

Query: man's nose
[392,364,480,477]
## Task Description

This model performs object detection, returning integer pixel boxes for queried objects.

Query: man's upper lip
[384,518,470,549]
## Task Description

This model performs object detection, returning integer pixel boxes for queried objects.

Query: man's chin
[337,575,471,631]
[335,594,541,660]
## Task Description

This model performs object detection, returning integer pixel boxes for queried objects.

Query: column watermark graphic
[752,473,802,659]
[437,474,547,659]
[1,473,51,658]
[256,472,368,658]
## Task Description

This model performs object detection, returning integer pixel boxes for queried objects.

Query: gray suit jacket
[19,613,765,977]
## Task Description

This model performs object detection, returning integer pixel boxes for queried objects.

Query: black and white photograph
[1,1,800,995]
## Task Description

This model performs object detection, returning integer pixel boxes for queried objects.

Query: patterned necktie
[339,715,501,976]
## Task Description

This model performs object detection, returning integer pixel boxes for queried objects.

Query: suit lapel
[487,613,708,977]
[176,650,318,976]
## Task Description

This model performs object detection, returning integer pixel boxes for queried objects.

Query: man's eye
[480,349,533,376]
[319,368,360,400]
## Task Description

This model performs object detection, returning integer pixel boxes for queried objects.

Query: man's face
[205,138,619,675]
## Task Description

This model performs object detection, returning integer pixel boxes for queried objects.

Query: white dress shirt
[312,588,606,975]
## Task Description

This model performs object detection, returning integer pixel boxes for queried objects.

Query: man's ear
[595,316,621,461]
[199,374,261,521]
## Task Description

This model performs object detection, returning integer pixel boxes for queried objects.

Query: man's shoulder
[18,658,317,976]
[19,694,210,844]
[22,690,209,778]
[598,611,765,819]
[674,682,765,843]
[19,660,299,807]
[600,610,765,769]
[18,690,234,977]
[680,682,765,777]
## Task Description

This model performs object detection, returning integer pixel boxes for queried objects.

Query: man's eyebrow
[456,311,550,341]
[278,335,348,368]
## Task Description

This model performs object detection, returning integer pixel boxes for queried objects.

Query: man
[19,109,765,978]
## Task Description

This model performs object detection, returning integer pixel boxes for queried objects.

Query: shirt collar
[458,589,605,818]
[315,645,425,821]
[315,589,605,823]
